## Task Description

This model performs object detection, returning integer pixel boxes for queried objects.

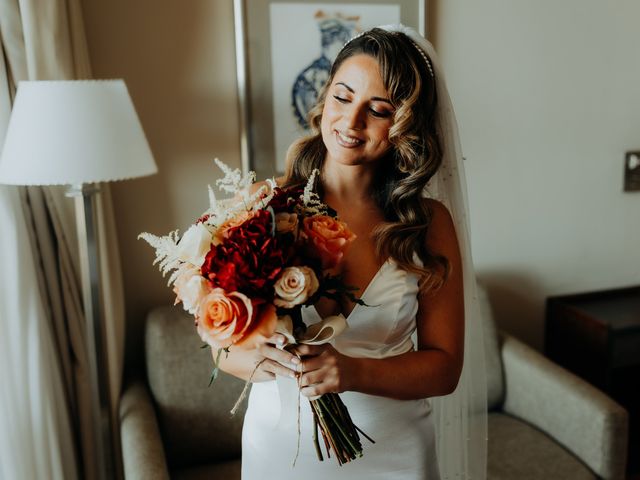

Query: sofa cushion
[145,306,247,469]
[488,412,597,480]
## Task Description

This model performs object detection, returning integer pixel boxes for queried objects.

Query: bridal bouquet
[139,159,372,465]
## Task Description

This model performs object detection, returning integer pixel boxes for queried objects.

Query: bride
[219,25,486,480]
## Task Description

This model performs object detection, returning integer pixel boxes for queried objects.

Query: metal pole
[233,0,252,176]
[70,183,116,479]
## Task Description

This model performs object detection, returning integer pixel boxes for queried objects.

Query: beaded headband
[341,30,435,78]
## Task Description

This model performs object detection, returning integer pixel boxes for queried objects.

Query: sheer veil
[379,24,488,480]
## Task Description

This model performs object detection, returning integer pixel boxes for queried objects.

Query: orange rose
[302,215,356,269]
[197,288,277,349]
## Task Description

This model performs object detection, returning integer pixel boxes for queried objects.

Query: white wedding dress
[241,258,441,479]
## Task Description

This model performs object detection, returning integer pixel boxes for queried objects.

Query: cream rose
[176,224,213,267]
[273,266,319,308]
[274,212,299,234]
[173,266,210,315]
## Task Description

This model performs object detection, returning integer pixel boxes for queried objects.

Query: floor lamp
[0,80,157,479]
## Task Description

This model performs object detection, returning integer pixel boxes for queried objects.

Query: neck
[321,160,377,204]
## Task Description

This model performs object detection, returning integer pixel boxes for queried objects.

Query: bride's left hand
[291,343,357,397]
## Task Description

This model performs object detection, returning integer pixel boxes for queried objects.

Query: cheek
[320,110,334,145]
[372,126,392,149]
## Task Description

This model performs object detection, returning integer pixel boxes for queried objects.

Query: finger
[260,359,297,379]
[265,333,287,347]
[300,352,336,373]
[299,370,324,388]
[300,384,324,397]
[292,344,325,357]
[258,343,301,368]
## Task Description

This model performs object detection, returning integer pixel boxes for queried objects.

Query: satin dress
[241,259,440,479]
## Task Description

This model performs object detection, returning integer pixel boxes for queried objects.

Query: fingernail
[276,336,284,345]
[289,371,296,378]
[291,357,300,365]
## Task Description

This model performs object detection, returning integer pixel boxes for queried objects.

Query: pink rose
[196,288,277,349]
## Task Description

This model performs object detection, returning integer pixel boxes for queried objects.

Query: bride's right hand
[254,334,301,380]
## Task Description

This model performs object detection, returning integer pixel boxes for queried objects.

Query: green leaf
[208,347,225,387]
[208,366,219,387]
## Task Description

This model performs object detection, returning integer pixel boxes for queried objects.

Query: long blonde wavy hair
[284,28,448,290]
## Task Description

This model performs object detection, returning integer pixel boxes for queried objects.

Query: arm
[295,199,465,400]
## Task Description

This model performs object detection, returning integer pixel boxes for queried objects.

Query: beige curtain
[0,35,79,480]
[0,0,126,478]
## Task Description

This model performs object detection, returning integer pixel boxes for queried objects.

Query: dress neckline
[311,257,392,322]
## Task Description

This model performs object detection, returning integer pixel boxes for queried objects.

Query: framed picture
[233,0,426,179]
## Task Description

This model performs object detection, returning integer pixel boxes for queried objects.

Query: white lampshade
[0,79,157,185]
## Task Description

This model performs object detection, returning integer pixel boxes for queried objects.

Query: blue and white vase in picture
[291,12,359,130]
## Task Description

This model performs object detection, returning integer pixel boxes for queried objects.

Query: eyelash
[332,95,392,118]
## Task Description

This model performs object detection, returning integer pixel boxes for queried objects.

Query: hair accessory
[341,30,365,48]
[341,30,434,78]
[408,39,434,78]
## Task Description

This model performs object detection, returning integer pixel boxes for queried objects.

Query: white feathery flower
[138,230,182,283]
[214,158,256,196]
[302,169,317,205]
[207,184,217,212]
[301,169,328,216]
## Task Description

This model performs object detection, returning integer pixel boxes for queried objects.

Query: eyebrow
[335,82,393,105]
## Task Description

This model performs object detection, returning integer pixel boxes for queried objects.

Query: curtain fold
[0,38,78,480]
[0,0,126,477]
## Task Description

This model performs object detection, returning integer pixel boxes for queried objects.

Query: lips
[335,130,364,148]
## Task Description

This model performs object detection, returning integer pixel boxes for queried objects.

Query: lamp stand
[68,184,118,480]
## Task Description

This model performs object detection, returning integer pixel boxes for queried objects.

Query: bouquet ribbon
[274,313,347,429]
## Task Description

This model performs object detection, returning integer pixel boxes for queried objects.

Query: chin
[326,153,366,166]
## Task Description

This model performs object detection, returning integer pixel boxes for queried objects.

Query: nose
[344,103,366,130]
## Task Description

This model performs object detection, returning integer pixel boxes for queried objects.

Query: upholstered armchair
[119,288,629,479]
[478,287,629,480]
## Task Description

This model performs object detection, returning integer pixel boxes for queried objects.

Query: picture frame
[233,0,426,179]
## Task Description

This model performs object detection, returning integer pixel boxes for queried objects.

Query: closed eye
[333,94,393,118]
[370,108,392,118]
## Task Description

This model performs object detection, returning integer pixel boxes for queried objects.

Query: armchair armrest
[500,334,628,480]
[119,380,170,480]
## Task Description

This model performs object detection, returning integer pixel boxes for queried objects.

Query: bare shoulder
[423,198,459,252]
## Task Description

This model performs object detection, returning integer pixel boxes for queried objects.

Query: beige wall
[435,0,640,347]
[82,0,241,368]
[82,0,639,370]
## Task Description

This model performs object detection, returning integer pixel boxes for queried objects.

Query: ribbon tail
[299,314,348,345]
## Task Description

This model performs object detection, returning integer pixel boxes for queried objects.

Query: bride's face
[320,54,395,167]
